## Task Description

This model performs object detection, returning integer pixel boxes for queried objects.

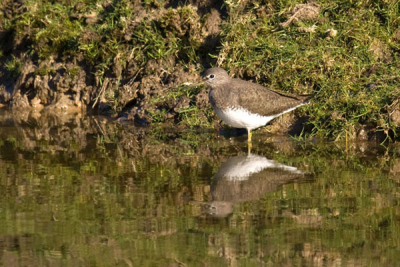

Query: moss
[1,0,400,140]
[35,67,56,77]
[4,55,22,80]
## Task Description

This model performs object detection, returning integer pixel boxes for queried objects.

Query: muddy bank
[0,0,224,128]
[1,0,399,140]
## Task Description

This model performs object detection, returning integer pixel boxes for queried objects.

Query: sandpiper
[202,67,310,142]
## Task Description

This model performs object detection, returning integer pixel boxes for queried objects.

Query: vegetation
[0,0,400,140]
[222,1,400,139]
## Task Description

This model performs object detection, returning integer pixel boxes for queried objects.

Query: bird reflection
[207,154,305,218]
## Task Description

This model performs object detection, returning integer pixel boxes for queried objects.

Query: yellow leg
[247,129,252,154]
[247,129,252,143]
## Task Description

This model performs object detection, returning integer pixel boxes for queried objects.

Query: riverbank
[1,0,399,140]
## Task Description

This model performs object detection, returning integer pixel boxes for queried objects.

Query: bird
[202,67,311,142]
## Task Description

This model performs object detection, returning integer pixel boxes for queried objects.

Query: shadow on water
[1,109,400,266]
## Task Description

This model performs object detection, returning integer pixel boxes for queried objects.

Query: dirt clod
[280,3,320,28]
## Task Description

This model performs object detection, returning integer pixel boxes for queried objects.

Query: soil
[0,0,227,129]
[0,0,386,139]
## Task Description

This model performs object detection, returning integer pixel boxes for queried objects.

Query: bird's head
[202,67,230,87]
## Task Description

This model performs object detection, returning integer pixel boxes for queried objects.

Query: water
[0,110,400,266]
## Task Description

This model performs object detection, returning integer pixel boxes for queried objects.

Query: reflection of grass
[1,125,400,265]
[1,115,400,264]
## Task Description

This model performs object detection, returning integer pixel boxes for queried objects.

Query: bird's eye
[209,74,215,79]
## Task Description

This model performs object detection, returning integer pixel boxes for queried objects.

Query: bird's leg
[247,129,252,142]
[247,129,252,154]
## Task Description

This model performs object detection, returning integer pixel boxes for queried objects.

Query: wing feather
[231,78,309,117]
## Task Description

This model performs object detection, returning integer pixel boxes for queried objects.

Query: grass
[147,83,214,129]
[217,0,400,139]
[1,0,400,140]
[4,55,22,79]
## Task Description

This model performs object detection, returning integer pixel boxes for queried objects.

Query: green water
[0,111,400,266]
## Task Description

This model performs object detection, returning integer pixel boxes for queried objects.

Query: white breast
[214,104,304,130]
[214,107,273,130]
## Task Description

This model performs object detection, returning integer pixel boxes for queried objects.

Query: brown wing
[232,78,310,116]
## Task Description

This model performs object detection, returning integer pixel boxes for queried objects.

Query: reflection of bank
[208,154,306,218]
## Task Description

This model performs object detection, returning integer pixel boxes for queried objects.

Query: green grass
[147,83,214,129]
[1,0,400,140]
[216,0,400,139]
[4,55,22,79]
